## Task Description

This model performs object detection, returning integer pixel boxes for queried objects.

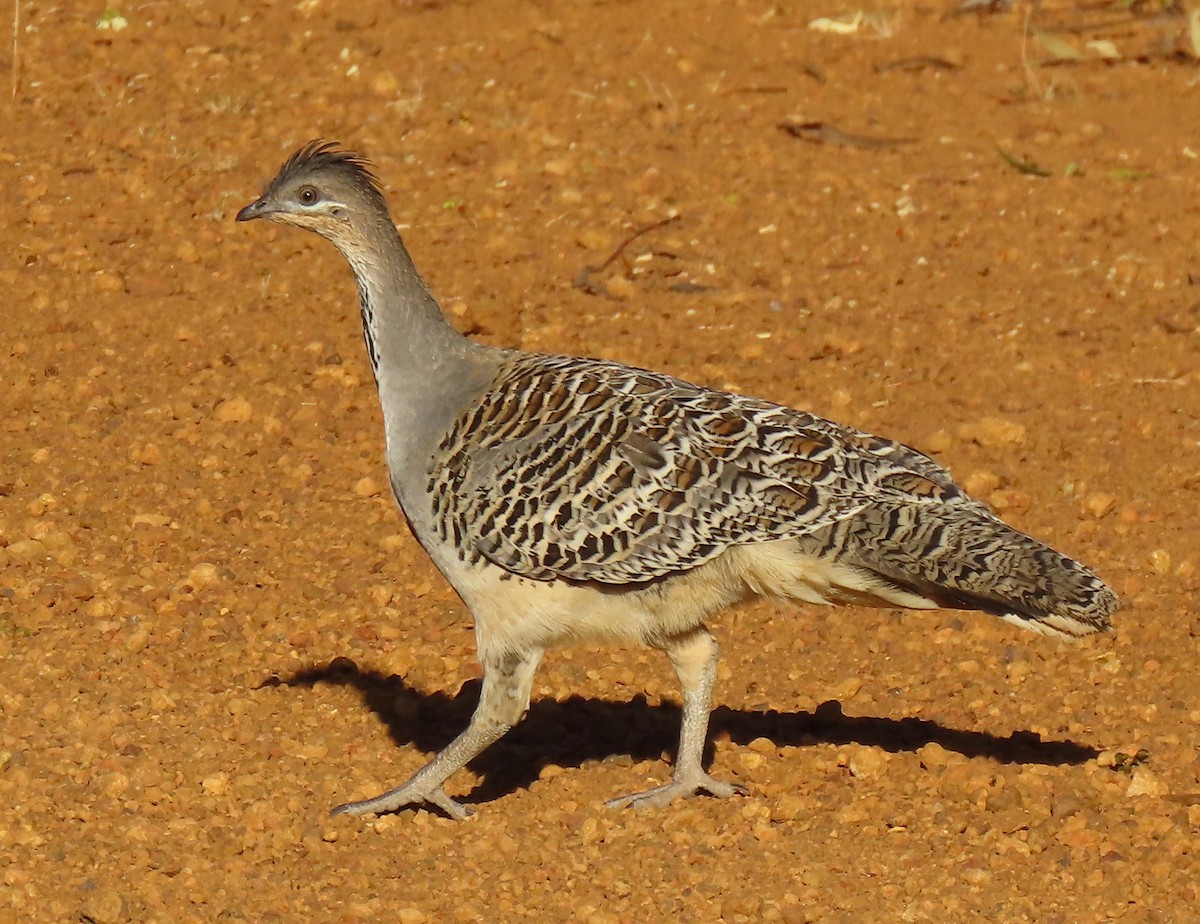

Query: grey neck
[347,234,459,378]
[328,218,499,475]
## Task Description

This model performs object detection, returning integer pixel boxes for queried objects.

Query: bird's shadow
[268,658,1099,808]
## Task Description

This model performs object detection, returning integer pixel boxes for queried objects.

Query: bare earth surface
[2,1,1199,921]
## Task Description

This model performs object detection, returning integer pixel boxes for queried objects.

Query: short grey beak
[236,198,271,222]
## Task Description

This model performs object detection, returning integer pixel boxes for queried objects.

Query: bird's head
[236,140,391,245]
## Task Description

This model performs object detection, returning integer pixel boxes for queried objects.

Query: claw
[329,784,473,820]
[605,773,748,810]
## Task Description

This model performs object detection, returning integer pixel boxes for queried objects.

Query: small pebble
[1082,492,1117,519]
[959,417,1026,448]
[78,890,127,924]
[1125,767,1167,798]
[964,470,1001,497]
[372,71,398,97]
[847,747,889,780]
[353,477,381,498]
[215,396,254,423]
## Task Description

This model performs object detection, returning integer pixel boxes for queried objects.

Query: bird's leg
[331,648,543,819]
[606,626,748,810]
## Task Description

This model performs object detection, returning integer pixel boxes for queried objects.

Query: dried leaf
[1190,10,1200,61]
[1031,26,1081,62]
[874,56,961,74]
[953,0,1011,13]
[779,121,915,150]
[995,145,1051,178]
[808,12,863,35]
[1109,167,1151,181]
[1084,40,1120,61]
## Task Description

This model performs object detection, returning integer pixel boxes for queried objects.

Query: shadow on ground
[267,658,1099,809]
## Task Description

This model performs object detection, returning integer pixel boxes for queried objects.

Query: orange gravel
[2,2,1198,921]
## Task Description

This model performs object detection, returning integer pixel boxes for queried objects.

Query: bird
[236,140,1117,820]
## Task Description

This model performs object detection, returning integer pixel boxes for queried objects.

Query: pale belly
[419,537,937,660]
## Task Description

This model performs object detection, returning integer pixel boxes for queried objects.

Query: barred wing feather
[428,354,987,585]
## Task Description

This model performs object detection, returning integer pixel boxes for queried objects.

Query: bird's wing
[429,354,989,584]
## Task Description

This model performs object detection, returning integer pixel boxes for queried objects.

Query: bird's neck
[336,223,497,471]
[340,227,462,378]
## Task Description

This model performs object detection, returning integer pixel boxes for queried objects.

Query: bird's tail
[806,501,1118,639]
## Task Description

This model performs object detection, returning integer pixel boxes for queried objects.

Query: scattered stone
[605,276,635,300]
[78,889,128,924]
[1081,492,1117,519]
[988,489,1031,514]
[94,272,124,292]
[131,513,171,528]
[215,396,254,423]
[372,71,398,97]
[1126,767,1167,798]
[186,562,220,589]
[353,477,381,498]
[122,628,150,655]
[918,742,952,772]
[201,772,230,796]
[770,794,807,824]
[6,539,42,560]
[847,746,889,780]
[964,470,1001,497]
[129,443,164,466]
[959,417,1026,448]
[833,677,862,701]
[25,493,57,517]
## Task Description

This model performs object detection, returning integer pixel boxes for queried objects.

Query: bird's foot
[330,782,473,820]
[604,769,748,810]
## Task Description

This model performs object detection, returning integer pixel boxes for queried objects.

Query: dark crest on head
[265,140,388,211]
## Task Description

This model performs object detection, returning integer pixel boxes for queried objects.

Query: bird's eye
[298,186,319,205]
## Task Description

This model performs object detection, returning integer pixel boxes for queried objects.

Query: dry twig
[778,121,915,151]
[573,215,681,298]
